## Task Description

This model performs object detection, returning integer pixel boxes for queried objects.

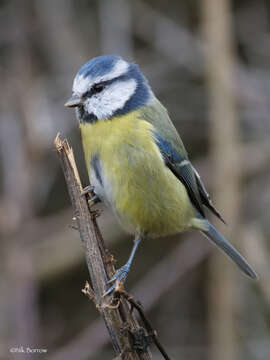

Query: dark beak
[64,95,82,107]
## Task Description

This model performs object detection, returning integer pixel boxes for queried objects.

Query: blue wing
[153,132,225,223]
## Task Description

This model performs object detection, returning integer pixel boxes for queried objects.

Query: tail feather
[201,220,258,280]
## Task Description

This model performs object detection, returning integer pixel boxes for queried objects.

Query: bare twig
[119,290,171,360]
[54,133,153,359]
[50,235,210,360]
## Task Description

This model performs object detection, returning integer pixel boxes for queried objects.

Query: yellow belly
[115,165,195,237]
[80,111,195,237]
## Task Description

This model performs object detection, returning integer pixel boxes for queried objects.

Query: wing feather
[153,132,205,218]
[139,99,224,222]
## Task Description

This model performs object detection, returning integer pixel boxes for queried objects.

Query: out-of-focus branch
[242,225,270,305]
[133,0,269,121]
[0,2,41,357]
[55,134,152,359]
[98,0,133,59]
[201,1,241,360]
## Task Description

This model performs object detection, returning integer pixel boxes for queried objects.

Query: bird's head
[65,55,153,123]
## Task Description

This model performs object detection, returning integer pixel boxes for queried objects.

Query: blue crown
[77,55,122,79]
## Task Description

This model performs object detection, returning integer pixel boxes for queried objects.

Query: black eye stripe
[83,74,127,99]
[83,72,130,98]
[84,81,108,98]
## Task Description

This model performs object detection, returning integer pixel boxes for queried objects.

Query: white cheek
[85,79,137,119]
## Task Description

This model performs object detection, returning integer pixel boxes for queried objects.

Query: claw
[103,264,130,296]
[81,185,95,196]
[88,194,100,207]
[81,186,101,207]
[103,283,117,297]
[107,264,129,284]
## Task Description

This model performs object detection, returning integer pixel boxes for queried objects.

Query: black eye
[92,83,105,94]
[84,83,105,98]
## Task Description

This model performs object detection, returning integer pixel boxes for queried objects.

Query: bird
[65,55,257,295]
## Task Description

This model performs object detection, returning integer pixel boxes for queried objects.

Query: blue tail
[201,221,258,280]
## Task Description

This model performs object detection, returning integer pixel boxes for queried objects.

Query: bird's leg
[81,185,101,207]
[103,233,143,296]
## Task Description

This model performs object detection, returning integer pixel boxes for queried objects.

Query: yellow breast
[80,110,195,237]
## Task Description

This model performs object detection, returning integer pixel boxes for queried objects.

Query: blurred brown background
[0,0,269,359]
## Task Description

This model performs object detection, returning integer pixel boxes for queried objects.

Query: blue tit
[65,55,257,294]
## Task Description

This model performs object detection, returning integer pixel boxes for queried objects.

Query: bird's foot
[103,264,130,296]
[81,185,101,208]
[88,194,100,207]
[81,185,95,196]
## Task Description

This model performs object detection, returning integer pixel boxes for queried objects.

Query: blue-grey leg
[103,233,143,296]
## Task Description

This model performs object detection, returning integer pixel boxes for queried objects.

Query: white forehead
[72,59,129,95]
